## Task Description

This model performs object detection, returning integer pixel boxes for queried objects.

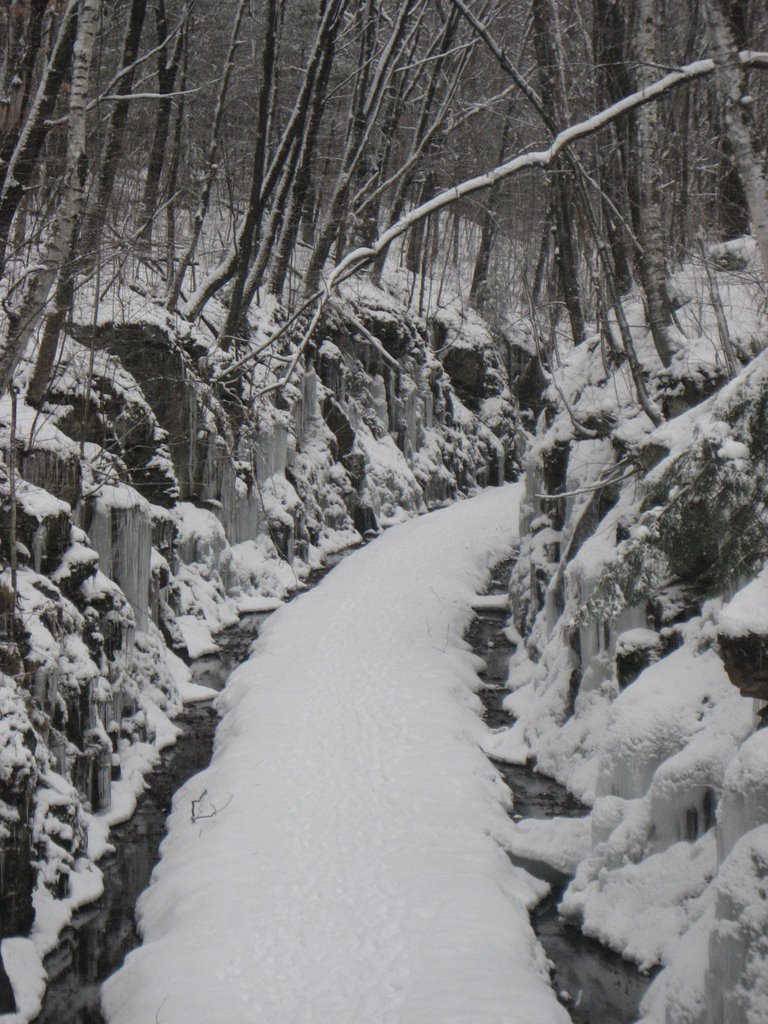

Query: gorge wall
[0,283,517,999]
[495,239,768,1024]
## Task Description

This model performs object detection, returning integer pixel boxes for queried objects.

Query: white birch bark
[0,0,102,396]
[704,0,768,283]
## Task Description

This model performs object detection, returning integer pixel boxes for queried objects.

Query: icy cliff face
[0,281,517,992]
[490,240,768,1022]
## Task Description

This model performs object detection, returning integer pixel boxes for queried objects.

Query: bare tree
[302,0,423,298]
[592,0,635,294]
[531,0,586,345]
[139,0,188,248]
[0,0,102,397]
[228,48,767,395]
[184,0,349,325]
[630,0,678,366]
[0,0,766,414]
[0,0,47,178]
[81,0,149,257]
[165,0,249,310]
[0,1,79,276]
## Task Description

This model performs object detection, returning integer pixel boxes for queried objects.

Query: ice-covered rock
[0,276,519,1018]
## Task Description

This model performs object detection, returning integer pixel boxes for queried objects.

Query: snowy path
[102,484,569,1024]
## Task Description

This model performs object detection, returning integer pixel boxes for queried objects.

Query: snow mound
[719,563,768,637]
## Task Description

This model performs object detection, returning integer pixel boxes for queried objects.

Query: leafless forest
[1,0,766,405]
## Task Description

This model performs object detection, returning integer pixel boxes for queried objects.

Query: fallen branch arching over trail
[250,49,768,396]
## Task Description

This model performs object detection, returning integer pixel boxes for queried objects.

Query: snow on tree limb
[255,49,768,394]
[326,51,768,294]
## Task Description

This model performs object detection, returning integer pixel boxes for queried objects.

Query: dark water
[36,700,219,1024]
[471,560,652,1024]
[186,610,270,691]
[35,554,353,1023]
[35,550,650,1023]
[35,640,244,1023]
[37,610,321,1018]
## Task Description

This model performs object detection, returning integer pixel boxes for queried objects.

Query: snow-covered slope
[483,239,768,1024]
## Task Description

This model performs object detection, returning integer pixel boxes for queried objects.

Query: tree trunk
[165,31,188,285]
[532,0,586,345]
[26,247,77,407]
[302,0,418,299]
[266,0,341,300]
[139,0,184,248]
[0,0,102,398]
[244,139,301,306]
[718,138,751,240]
[188,0,342,323]
[81,0,147,257]
[0,0,46,169]
[165,0,248,310]
[0,1,78,275]
[469,204,496,310]
[370,8,460,285]
[703,0,768,282]
[592,0,634,293]
[531,209,553,305]
[631,0,677,365]
[218,0,282,346]
[405,172,436,276]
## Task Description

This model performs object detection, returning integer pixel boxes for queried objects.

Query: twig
[190,789,234,822]
[536,465,636,500]
[697,232,740,379]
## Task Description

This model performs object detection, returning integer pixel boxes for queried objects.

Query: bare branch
[260,49,768,395]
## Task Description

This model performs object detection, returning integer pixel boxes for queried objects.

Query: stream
[34,549,651,1023]
[35,551,354,1022]
[34,611,270,1024]
[469,559,653,1024]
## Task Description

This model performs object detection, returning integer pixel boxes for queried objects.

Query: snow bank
[639,825,768,1024]
[719,562,768,637]
[552,640,754,970]
[506,816,592,879]
[103,484,569,1024]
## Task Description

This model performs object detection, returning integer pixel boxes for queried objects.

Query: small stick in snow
[191,789,234,823]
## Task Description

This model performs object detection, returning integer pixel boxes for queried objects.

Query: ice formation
[0,280,517,1019]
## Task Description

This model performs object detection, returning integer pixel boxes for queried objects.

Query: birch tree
[704,0,768,281]
[0,0,102,397]
[0,1,79,275]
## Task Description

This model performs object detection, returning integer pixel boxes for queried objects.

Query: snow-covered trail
[102,483,569,1024]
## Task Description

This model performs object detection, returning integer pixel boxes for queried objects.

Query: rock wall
[0,283,517,978]
[492,247,768,1024]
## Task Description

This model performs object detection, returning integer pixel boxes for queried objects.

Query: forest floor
[99,482,571,1024]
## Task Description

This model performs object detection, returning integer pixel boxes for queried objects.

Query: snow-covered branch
[326,51,768,295]
[261,49,768,393]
